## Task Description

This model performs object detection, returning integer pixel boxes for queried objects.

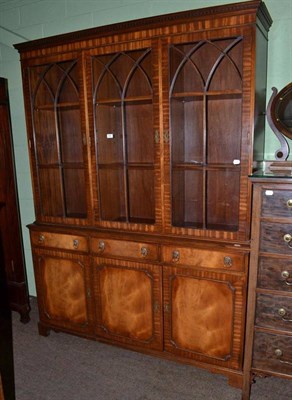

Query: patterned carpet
[12,297,292,400]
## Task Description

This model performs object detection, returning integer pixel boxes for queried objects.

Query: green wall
[0,0,291,295]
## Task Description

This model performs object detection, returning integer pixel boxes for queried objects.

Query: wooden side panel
[94,258,163,350]
[171,276,233,357]
[163,265,246,370]
[33,248,92,334]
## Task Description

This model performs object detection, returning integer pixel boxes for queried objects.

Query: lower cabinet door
[33,248,93,334]
[94,257,163,351]
[163,265,246,370]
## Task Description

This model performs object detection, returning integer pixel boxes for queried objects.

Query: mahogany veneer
[14,1,272,394]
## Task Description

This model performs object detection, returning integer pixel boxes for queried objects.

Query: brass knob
[140,247,148,257]
[38,234,45,243]
[172,250,180,262]
[278,308,287,317]
[287,199,292,208]
[274,348,283,358]
[73,239,79,249]
[282,270,290,279]
[224,256,232,267]
[281,270,292,286]
[98,241,105,253]
[283,233,292,243]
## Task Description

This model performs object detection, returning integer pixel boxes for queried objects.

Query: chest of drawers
[242,178,292,400]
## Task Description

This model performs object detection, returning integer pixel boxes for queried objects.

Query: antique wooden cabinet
[14,0,272,390]
[243,175,292,399]
[0,77,30,322]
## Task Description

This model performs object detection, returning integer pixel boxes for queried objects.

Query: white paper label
[106,133,114,139]
[233,159,240,165]
[265,190,274,196]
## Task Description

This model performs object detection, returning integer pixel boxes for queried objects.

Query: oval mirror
[272,82,292,139]
[267,83,292,160]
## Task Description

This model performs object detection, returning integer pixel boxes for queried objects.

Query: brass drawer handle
[274,348,292,365]
[38,234,45,244]
[98,240,105,253]
[73,239,79,249]
[172,250,180,263]
[287,199,292,208]
[283,233,292,242]
[140,247,149,257]
[281,270,292,286]
[277,307,292,322]
[224,256,232,267]
[283,234,292,248]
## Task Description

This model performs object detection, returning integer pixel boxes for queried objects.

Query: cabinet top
[14,0,272,53]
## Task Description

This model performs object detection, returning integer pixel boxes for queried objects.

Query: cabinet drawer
[258,257,292,292]
[260,222,292,255]
[255,293,292,332]
[91,238,158,261]
[253,331,292,376]
[262,189,292,218]
[30,231,88,252]
[162,246,246,272]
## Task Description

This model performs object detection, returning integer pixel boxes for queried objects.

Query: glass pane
[206,170,240,231]
[171,97,203,164]
[172,169,203,228]
[98,168,126,221]
[169,44,204,93]
[207,95,242,164]
[58,108,83,163]
[208,39,242,92]
[29,60,87,220]
[39,168,63,217]
[126,102,153,163]
[57,64,79,103]
[125,50,152,98]
[63,168,87,217]
[128,169,155,223]
[95,104,123,164]
[93,48,154,224]
[33,109,58,164]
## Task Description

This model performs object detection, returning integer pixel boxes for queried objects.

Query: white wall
[0,0,291,295]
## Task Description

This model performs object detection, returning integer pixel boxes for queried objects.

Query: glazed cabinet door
[87,39,162,233]
[94,257,163,350]
[162,27,254,241]
[22,53,90,225]
[163,265,246,370]
[32,248,94,336]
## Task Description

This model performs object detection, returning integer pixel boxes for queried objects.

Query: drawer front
[91,238,158,261]
[255,293,292,332]
[30,231,88,252]
[162,246,246,272]
[261,189,292,218]
[260,222,292,255]
[253,331,292,376]
[258,257,292,292]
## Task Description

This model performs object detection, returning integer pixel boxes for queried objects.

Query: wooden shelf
[172,162,241,170]
[34,102,80,110]
[96,95,152,105]
[171,90,242,100]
